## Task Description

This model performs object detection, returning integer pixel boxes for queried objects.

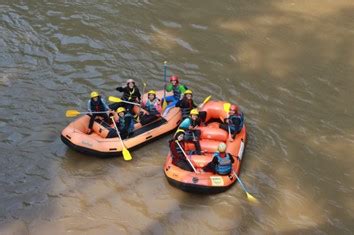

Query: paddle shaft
[176,141,197,173]
[138,83,146,115]
[111,117,125,147]
[85,111,109,115]
[121,100,141,106]
[233,171,250,194]
[163,62,167,100]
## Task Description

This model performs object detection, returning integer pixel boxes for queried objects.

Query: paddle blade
[66,110,81,117]
[122,147,132,161]
[162,99,168,110]
[246,193,259,204]
[108,96,122,103]
[223,102,231,112]
[202,95,212,105]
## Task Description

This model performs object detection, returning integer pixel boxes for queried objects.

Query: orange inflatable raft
[61,90,182,157]
[163,100,247,193]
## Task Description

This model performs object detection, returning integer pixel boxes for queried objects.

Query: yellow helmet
[116,107,126,113]
[175,129,185,134]
[190,109,199,115]
[174,129,185,138]
[184,90,193,95]
[148,90,156,95]
[218,143,227,152]
[90,91,99,98]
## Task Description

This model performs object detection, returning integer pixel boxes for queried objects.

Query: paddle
[108,96,141,106]
[137,82,147,121]
[175,140,197,173]
[233,171,258,203]
[198,95,211,109]
[223,102,233,141]
[110,116,132,161]
[66,110,109,117]
[162,61,168,110]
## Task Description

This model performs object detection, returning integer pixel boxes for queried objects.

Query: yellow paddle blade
[162,99,168,110]
[66,110,81,117]
[202,95,212,105]
[108,96,122,103]
[246,193,259,204]
[122,147,132,161]
[223,102,231,112]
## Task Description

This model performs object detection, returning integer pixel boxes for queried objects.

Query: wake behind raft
[164,100,247,194]
[61,90,182,157]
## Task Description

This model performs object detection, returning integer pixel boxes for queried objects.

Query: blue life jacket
[229,113,244,133]
[145,99,159,115]
[215,152,232,175]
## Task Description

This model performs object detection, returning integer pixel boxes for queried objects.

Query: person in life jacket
[219,104,244,139]
[203,143,234,175]
[113,79,141,113]
[163,75,187,115]
[175,89,197,119]
[169,129,194,172]
[87,91,111,133]
[178,108,202,155]
[140,90,162,125]
[108,107,135,139]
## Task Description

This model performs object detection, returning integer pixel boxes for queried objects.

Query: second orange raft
[164,100,247,193]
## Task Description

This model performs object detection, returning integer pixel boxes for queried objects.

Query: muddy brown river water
[1,0,354,234]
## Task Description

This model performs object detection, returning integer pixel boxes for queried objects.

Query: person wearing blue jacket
[179,108,202,154]
[87,91,110,133]
[203,143,234,175]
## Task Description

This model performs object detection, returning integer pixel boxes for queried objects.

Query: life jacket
[180,98,195,118]
[90,97,106,112]
[123,87,138,101]
[145,98,160,116]
[188,117,200,128]
[169,140,185,163]
[215,152,232,175]
[116,116,126,131]
[172,85,182,99]
[229,112,244,132]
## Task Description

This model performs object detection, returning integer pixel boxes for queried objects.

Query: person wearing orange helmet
[114,79,141,113]
[219,104,244,139]
[87,91,110,133]
[139,90,162,125]
[163,75,188,115]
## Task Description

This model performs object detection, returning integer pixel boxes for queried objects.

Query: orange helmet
[170,75,179,83]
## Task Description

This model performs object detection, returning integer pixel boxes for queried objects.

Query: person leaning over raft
[219,104,244,139]
[175,89,197,119]
[140,90,162,125]
[169,129,194,172]
[114,79,141,113]
[178,108,202,155]
[163,75,187,115]
[110,107,135,139]
[87,91,111,134]
[203,143,234,175]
